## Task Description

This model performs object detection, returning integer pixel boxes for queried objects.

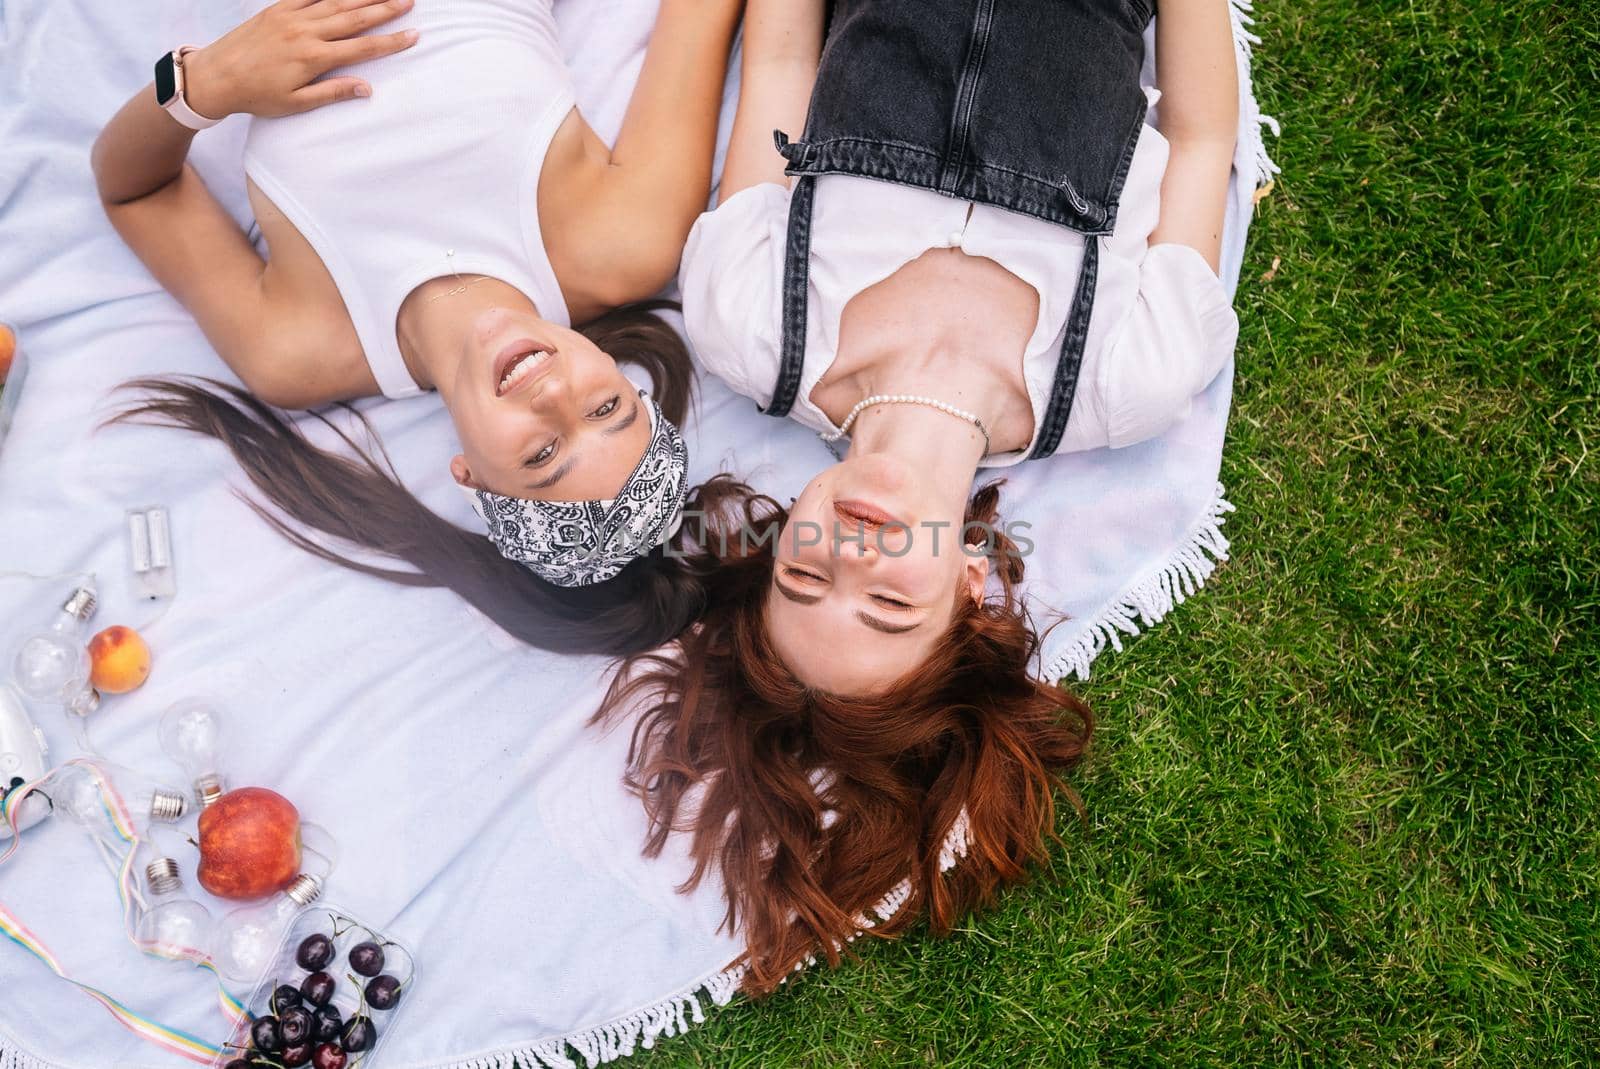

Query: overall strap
[1028,236,1101,459]
[766,133,818,418]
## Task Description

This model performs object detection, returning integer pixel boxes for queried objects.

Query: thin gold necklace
[427,249,494,303]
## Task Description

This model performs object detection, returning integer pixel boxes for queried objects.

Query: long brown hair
[113,303,736,656]
[600,481,1093,993]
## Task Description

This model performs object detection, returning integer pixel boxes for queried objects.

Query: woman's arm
[547,0,745,313]
[716,0,825,203]
[91,0,416,403]
[1148,0,1239,273]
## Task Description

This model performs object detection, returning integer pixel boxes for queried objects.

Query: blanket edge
[1044,481,1236,683]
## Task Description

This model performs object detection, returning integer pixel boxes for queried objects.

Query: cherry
[280,1041,312,1067]
[347,941,384,977]
[296,933,334,971]
[249,1016,281,1052]
[311,1004,344,1042]
[279,1005,313,1046]
[271,984,303,1015]
[224,1060,253,1069]
[341,1015,376,1053]
[364,974,402,1011]
[300,970,336,1007]
[311,1043,348,1069]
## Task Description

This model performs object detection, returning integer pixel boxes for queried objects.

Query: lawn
[634,1,1600,1065]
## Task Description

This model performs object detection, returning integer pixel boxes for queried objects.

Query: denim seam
[1087,94,1149,234]
[802,171,1104,231]
[788,137,945,163]
[941,0,997,196]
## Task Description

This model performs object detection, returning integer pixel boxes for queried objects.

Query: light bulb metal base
[145,857,182,896]
[62,588,97,623]
[193,774,223,808]
[285,873,322,906]
[149,789,187,823]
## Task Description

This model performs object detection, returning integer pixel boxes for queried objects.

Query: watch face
[154,52,178,106]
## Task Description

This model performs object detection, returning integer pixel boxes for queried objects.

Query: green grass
[616,2,1600,1065]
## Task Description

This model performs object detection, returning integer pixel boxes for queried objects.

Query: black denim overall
[768,0,1154,459]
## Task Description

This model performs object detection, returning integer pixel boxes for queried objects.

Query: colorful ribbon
[0,759,248,1064]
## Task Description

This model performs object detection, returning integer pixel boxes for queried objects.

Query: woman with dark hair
[609,0,1243,988]
[90,0,744,652]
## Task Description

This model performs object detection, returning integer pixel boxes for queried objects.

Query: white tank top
[243,0,576,399]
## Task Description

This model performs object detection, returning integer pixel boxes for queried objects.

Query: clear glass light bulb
[158,699,225,807]
[50,764,103,821]
[44,760,187,836]
[49,762,118,842]
[134,856,212,963]
[210,873,322,983]
[49,766,192,927]
[13,587,100,716]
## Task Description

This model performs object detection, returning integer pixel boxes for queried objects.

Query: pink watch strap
[162,46,222,131]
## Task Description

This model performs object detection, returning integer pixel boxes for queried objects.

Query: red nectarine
[198,787,302,900]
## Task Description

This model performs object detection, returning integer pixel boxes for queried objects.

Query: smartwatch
[154,47,221,131]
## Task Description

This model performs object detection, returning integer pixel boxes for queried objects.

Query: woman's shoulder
[685,180,793,259]
[679,183,793,405]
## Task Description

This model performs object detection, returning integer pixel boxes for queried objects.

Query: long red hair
[598,481,1092,994]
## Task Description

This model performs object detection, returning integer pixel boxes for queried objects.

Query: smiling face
[765,455,991,697]
[445,307,654,501]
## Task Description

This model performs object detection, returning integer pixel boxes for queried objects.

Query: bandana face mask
[460,393,689,587]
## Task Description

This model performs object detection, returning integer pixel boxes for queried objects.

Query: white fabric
[0,0,1272,1065]
[680,91,1240,464]
[243,0,576,400]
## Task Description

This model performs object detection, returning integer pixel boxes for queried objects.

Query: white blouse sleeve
[678,183,791,409]
[1094,243,1239,449]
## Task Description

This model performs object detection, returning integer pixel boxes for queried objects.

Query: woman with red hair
[611,0,1243,991]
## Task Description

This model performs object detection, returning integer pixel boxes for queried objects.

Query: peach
[198,787,303,900]
[87,625,152,694]
[0,325,14,385]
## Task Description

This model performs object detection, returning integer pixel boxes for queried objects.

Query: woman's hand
[184,0,420,120]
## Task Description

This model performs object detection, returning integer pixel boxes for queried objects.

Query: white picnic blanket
[0,1,1275,1066]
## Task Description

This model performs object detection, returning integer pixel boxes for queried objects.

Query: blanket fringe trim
[449,804,975,1069]
[364,964,749,1069]
[1044,483,1235,683]
[0,1041,67,1069]
[1230,0,1282,192]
